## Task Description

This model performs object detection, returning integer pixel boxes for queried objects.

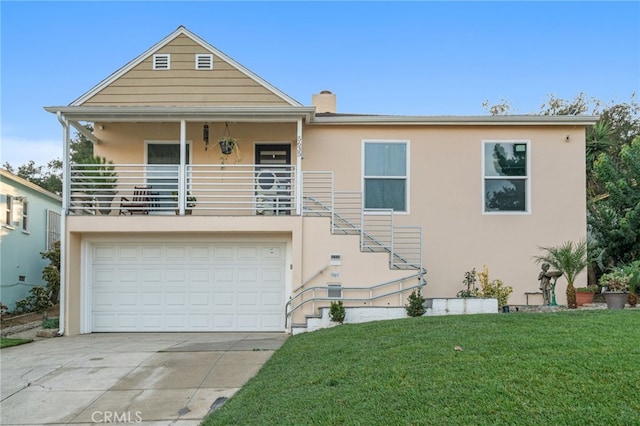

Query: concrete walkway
[0,332,287,425]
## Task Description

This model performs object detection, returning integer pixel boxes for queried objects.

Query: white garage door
[90,240,286,332]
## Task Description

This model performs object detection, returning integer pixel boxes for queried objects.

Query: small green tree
[41,241,61,305]
[405,289,426,317]
[533,240,588,309]
[329,301,345,324]
[589,136,640,267]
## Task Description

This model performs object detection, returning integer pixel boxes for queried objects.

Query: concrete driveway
[0,332,287,425]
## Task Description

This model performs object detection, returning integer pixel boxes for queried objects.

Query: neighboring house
[0,169,62,312]
[45,26,596,335]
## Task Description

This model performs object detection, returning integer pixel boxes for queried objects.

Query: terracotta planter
[575,292,595,306]
[604,292,627,309]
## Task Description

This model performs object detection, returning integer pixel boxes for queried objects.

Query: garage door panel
[91,241,286,332]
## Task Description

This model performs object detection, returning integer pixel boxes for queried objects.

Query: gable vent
[195,54,213,70]
[153,54,170,70]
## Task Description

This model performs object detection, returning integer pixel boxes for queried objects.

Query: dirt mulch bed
[1,305,59,333]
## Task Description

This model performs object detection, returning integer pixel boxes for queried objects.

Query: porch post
[296,119,303,215]
[179,120,186,214]
[56,111,70,336]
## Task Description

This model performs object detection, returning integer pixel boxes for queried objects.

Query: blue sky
[1,1,639,167]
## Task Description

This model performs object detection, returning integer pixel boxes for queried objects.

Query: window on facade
[4,195,13,227]
[195,54,213,70]
[364,141,408,212]
[46,210,61,250]
[153,54,170,70]
[22,201,28,232]
[483,141,529,213]
[327,284,343,298]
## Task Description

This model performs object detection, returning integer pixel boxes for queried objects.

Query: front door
[255,144,291,215]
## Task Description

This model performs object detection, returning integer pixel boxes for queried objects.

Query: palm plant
[533,240,588,309]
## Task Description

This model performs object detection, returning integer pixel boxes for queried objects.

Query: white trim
[361,139,410,214]
[80,238,92,334]
[82,235,292,333]
[21,200,28,232]
[153,53,170,70]
[481,140,531,215]
[195,53,213,70]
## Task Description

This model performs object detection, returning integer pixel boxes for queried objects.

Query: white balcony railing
[68,163,296,216]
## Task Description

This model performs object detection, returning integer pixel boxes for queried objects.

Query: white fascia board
[310,115,600,126]
[44,106,316,123]
[69,26,302,107]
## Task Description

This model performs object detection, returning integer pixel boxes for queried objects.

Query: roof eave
[309,115,600,126]
[44,105,316,123]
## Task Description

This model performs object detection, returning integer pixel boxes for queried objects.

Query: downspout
[56,111,69,336]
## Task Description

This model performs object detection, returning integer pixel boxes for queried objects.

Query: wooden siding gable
[72,26,300,108]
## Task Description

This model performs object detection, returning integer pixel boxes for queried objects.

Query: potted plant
[80,155,118,215]
[599,267,629,309]
[625,261,639,307]
[575,285,598,306]
[533,239,588,309]
[171,191,197,215]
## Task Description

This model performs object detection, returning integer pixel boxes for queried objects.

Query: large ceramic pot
[604,292,627,309]
[575,292,595,306]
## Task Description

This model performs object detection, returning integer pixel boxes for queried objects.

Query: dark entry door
[254,144,292,215]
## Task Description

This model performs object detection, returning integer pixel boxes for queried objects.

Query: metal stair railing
[300,171,422,271]
[302,171,333,216]
[285,271,427,327]
[392,226,423,270]
[333,191,362,235]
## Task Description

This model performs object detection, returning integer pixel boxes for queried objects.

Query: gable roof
[70,26,301,107]
[0,169,62,202]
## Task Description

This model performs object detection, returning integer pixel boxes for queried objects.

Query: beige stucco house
[45,26,596,335]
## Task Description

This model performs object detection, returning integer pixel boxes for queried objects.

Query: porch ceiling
[44,105,316,123]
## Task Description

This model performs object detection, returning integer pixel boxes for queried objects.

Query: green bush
[42,317,59,329]
[14,287,53,314]
[405,289,426,317]
[329,301,345,324]
[478,266,513,309]
[457,268,480,297]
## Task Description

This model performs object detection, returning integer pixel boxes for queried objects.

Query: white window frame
[482,140,531,215]
[4,195,14,228]
[327,283,343,298]
[21,200,29,233]
[195,54,213,70]
[46,209,61,250]
[153,54,170,70]
[362,140,410,214]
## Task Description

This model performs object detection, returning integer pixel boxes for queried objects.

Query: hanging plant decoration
[203,124,210,151]
[218,122,241,163]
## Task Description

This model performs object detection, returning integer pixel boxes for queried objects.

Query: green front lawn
[203,310,639,425]
[0,337,33,348]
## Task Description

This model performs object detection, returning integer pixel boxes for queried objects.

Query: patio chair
[119,186,153,215]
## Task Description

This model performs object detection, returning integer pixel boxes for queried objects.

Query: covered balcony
[68,163,312,217]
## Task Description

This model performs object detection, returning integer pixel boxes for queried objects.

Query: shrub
[41,241,60,304]
[42,317,59,329]
[405,289,426,317]
[329,301,345,324]
[477,266,513,310]
[457,268,480,297]
[14,287,53,314]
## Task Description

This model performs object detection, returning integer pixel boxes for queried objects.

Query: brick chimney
[312,90,336,114]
